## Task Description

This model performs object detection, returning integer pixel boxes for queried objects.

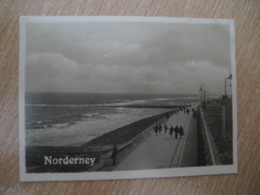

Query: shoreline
[25,104,185,130]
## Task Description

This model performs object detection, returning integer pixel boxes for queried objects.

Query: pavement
[114,108,198,171]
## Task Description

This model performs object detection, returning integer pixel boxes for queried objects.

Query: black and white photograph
[19,16,237,181]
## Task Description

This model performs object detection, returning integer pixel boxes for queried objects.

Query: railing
[197,107,221,165]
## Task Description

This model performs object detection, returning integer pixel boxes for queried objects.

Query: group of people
[169,125,184,139]
[154,123,164,134]
[184,107,199,118]
[154,122,184,139]
[111,105,197,166]
[184,109,190,115]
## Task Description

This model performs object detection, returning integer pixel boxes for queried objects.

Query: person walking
[112,145,118,165]
[158,123,162,134]
[169,125,174,137]
[164,123,168,134]
[154,124,158,134]
[179,125,184,138]
[174,125,179,139]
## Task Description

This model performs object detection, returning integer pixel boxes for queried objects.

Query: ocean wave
[25,103,104,107]
[53,123,70,129]
[82,112,99,117]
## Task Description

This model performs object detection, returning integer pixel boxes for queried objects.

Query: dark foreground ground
[26,109,177,173]
[26,100,233,173]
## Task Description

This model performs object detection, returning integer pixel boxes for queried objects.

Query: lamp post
[205,91,210,101]
[224,74,232,97]
[199,83,206,107]
[222,74,232,141]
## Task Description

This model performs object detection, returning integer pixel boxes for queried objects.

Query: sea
[25,93,199,147]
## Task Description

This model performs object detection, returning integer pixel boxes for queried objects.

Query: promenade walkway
[114,108,198,171]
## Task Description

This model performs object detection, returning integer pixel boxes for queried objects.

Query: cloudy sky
[25,19,232,95]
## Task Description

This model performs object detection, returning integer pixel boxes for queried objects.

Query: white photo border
[19,16,237,182]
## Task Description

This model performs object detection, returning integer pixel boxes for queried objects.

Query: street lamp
[224,74,232,96]
[199,83,206,107]
[222,74,231,140]
[205,91,210,101]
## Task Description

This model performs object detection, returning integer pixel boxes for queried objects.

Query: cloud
[26,51,227,95]
[25,21,231,94]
